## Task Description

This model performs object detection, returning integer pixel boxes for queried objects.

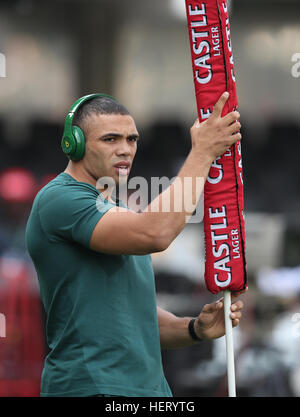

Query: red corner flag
[185,0,247,294]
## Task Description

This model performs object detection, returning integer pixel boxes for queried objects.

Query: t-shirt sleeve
[38,183,115,248]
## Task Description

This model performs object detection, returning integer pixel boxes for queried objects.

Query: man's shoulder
[37,173,99,203]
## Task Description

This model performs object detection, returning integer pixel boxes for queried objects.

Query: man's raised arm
[90,92,241,255]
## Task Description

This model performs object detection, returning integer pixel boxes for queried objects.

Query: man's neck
[64,162,115,203]
[64,161,95,185]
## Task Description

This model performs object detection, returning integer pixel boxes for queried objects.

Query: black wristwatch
[188,318,203,342]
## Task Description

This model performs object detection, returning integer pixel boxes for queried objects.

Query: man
[26,92,245,397]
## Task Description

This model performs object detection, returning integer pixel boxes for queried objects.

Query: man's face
[82,113,139,186]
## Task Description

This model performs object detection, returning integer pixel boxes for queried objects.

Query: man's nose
[116,141,132,156]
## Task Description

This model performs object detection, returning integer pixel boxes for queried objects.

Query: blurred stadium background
[0,0,300,397]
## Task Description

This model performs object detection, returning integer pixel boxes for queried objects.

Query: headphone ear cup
[61,132,77,159]
[71,126,86,161]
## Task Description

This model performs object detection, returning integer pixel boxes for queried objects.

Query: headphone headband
[66,93,116,115]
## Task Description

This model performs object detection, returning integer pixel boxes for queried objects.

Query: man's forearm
[140,95,241,252]
[157,306,200,350]
[143,150,212,250]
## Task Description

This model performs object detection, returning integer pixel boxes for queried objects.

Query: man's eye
[104,137,115,142]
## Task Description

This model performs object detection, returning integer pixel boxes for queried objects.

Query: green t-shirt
[25,172,172,397]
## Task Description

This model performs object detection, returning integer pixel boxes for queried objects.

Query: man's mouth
[114,161,130,176]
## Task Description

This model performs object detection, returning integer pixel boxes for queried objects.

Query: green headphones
[61,93,116,162]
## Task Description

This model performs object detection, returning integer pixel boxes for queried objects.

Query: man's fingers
[211,92,229,119]
[230,299,244,324]
[222,110,240,126]
[227,132,242,145]
[203,296,244,316]
[231,307,242,327]
[226,120,241,136]
[202,299,223,313]
[231,300,244,312]
[230,311,242,319]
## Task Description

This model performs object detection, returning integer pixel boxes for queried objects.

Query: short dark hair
[73,96,131,134]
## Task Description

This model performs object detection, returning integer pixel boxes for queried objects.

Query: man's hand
[190,91,241,165]
[194,288,247,340]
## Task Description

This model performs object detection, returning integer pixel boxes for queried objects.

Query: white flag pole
[224,290,236,397]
